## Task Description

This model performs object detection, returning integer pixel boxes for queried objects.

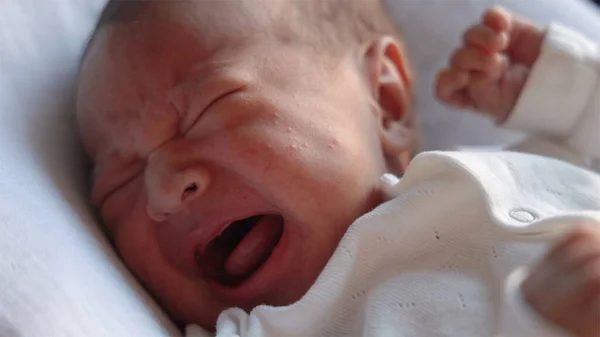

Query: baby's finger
[529,228,600,303]
[547,258,600,337]
[547,226,600,267]
[525,228,600,335]
[522,257,561,309]
[483,6,512,33]
[450,46,505,72]
[574,296,600,337]
[435,68,470,105]
[575,258,600,303]
[545,256,600,311]
[447,91,474,110]
[463,24,509,53]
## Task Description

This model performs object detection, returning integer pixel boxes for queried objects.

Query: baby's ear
[362,36,415,171]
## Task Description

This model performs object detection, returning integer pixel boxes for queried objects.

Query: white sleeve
[499,268,571,337]
[185,308,271,337]
[504,23,600,166]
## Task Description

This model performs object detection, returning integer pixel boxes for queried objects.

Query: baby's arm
[436,7,600,163]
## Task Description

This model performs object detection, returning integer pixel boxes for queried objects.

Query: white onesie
[187,23,600,337]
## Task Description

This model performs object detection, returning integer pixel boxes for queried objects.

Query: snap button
[509,209,537,223]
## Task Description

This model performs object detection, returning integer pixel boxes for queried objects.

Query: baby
[76,0,600,336]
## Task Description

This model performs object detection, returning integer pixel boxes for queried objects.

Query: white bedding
[0,1,180,336]
[0,0,597,335]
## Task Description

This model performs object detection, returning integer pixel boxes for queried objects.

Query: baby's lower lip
[196,214,284,288]
[199,216,291,306]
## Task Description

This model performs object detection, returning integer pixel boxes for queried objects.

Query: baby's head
[77,0,415,329]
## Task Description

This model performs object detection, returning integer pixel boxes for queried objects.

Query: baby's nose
[145,165,211,222]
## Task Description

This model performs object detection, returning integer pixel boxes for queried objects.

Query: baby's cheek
[213,124,290,173]
[113,200,162,280]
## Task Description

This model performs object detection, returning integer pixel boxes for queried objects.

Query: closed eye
[92,161,145,207]
[181,85,247,136]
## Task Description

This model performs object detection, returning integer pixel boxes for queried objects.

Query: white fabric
[186,22,600,337]
[0,1,179,336]
[506,23,600,168]
[507,24,600,154]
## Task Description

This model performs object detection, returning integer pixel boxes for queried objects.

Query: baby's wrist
[525,29,545,69]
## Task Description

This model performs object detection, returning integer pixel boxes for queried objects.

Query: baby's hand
[522,225,600,337]
[435,7,544,122]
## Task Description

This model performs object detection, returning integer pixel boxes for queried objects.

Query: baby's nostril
[182,183,198,200]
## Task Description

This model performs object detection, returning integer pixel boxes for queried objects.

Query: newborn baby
[76,1,600,336]
[77,0,410,329]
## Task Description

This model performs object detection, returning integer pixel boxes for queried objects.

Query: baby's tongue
[225,214,283,277]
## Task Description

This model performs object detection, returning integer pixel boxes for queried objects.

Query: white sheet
[0,0,598,335]
[0,0,179,336]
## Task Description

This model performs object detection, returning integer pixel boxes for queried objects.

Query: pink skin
[77,2,413,330]
[435,6,544,121]
[523,225,600,337]
[436,7,600,336]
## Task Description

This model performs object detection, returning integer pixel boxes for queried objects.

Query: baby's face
[77,2,406,329]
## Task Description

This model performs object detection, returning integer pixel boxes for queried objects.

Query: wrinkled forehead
[104,0,282,54]
[76,0,284,158]
[85,0,281,80]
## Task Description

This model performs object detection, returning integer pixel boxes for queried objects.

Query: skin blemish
[263,156,274,172]
[327,138,341,150]
[271,113,282,126]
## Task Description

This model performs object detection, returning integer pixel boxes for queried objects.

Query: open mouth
[196,214,284,287]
